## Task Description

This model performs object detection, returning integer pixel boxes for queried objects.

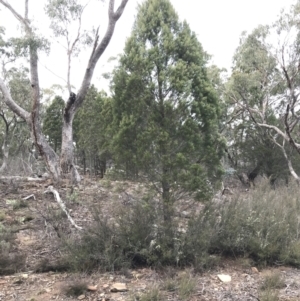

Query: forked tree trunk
[0,0,129,184]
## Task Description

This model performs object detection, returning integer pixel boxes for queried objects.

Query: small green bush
[63,280,87,297]
[0,210,5,221]
[64,215,126,272]
[62,178,300,273]
[192,179,300,266]
[12,199,28,210]
[161,277,177,292]
[178,273,197,300]
[258,271,284,301]
[260,272,285,290]
[0,225,26,275]
[66,189,80,204]
[137,286,162,301]
[259,290,280,301]
[64,199,187,272]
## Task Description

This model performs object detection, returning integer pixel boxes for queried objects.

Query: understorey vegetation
[49,179,300,273]
[2,1,300,294]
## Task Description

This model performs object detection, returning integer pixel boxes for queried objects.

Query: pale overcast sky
[0,0,297,94]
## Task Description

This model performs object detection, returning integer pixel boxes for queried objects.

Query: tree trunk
[32,129,61,183]
[60,115,80,184]
[0,0,129,185]
[0,135,9,173]
[162,166,173,223]
[82,150,86,175]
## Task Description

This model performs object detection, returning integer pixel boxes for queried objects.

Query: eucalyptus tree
[0,28,31,173]
[111,0,224,220]
[0,0,129,183]
[226,2,300,183]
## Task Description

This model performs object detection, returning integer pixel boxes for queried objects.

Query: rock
[42,172,50,179]
[77,294,85,300]
[251,267,259,273]
[181,211,190,218]
[87,285,97,291]
[217,274,232,283]
[110,283,128,292]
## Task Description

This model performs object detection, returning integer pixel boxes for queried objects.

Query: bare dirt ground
[0,177,300,301]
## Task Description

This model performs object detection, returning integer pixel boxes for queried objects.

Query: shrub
[192,179,300,266]
[181,206,220,272]
[258,271,285,301]
[177,273,197,300]
[63,280,87,297]
[64,215,126,272]
[260,271,285,290]
[0,224,26,275]
[63,178,300,273]
[64,199,186,272]
[259,290,280,301]
[0,211,5,222]
[134,286,163,301]
[161,277,177,292]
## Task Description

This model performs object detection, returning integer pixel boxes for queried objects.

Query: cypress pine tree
[43,96,64,153]
[75,86,113,176]
[111,0,224,220]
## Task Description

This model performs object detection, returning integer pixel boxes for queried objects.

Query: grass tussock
[136,286,163,301]
[258,271,285,301]
[260,271,285,290]
[259,290,280,301]
[0,224,26,275]
[177,273,197,300]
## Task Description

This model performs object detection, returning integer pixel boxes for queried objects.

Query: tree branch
[284,104,300,154]
[67,5,85,93]
[25,0,28,20]
[256,122,289,141]
[0,78,30,121]
[272,138,300,183]
[74,0,129,111]
[44,186,83,230]
[0,0,30,31]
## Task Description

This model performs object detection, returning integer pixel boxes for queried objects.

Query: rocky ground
[0,176,299,301]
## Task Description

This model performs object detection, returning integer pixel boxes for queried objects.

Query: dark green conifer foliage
[75,85,113,176]
[111,0,223,220]
[43,96,64,153]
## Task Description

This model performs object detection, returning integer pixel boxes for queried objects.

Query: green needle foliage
[43,96,64,153]
[111,0,224,219]
[75,86,113,175]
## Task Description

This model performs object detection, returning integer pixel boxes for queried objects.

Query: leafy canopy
[111,0,224,201]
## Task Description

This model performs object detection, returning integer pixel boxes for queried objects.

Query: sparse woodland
[1,0,300,300]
